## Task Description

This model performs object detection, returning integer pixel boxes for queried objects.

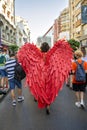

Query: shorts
[86,73,87,85]
[72,83,86,92]
[0,69,7,77]
[9,78,22,90]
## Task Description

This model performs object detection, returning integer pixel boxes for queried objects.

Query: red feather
[17,40,73,108]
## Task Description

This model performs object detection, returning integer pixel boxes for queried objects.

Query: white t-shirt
[82,55,87,61]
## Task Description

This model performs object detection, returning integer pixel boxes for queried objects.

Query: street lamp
[0,20,3,47]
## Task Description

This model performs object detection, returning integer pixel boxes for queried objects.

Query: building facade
[0,0,16,46]
[69,0,87,48]
[59,7,70,40]
[43,26,54,47]
[36,35,52,48]
[15,16,30,47]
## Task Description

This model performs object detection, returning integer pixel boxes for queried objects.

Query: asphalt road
[0,81,87,130]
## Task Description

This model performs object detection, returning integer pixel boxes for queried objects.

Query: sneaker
[12,100,16,106]
[80,103,85,109]
[46,108,50,115]
[17,96,24,102]
[34,97,37,102]
[0,90,7,95]
[75,102,81,108]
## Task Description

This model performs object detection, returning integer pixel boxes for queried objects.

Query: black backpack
[75,61,86,82]
[14,62,26,81]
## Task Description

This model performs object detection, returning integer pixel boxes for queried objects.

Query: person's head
[9,52,15,58]
[3,49,7,53]
[40,42,50,52]
[74,50,83,59]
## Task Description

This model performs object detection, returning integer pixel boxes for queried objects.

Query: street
[0,81,87,130]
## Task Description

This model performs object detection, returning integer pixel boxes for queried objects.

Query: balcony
[74,8,81,16]
[75,31,82,38]
[75,20,81,27]
[75,0,81,6]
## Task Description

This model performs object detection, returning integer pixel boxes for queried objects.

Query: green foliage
[8,44,19,53]
[68,39,80,51]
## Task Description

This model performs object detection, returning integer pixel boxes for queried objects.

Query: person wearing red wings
[17,40,73,115]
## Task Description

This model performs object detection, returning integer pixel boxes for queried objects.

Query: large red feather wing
[17,43,49,108]
[17,40,73,108]
[45,40,73,104]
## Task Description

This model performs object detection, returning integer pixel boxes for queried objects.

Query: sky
[15,0,68,43]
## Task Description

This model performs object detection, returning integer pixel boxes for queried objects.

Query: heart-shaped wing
[17,40,73,108]
[45,40,73,105]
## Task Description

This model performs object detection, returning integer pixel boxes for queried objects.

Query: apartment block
[15,16,30,47]
[69,0,87,47]
[59,7,70,40]
[0,0,16,46]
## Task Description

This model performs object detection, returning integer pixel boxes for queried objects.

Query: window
[2,5,6,14]
[7,11,10,18]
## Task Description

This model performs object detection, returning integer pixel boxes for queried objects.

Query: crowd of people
[0,47,24,106]
[0,42,87,115]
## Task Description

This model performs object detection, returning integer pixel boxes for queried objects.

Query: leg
[10,89,15,100]
[0,70,6,89]
[9,79,16,106]
[15,79,24,102]
[75,91,81,107]
[46,105,50,115]
[75,91,80,102]
[0,77,5,88]
[4,71,8,88]
[80,91,85,109]
[18,88,22,96]
[79,84,86,109]
[4,77,8,88]
[17,88,24,102]
[73,83,81,107]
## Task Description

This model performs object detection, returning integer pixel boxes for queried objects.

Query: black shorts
[86,73,87,85]
[73,83,86,92]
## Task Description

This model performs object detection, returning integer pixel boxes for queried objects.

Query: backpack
[14,62,26,81]
[75,60,86,82]
[0,55,6,65]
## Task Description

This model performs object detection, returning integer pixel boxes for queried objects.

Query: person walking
[40,42,50,114]
[3,48,10,89]
[81,46,87,88]
[0,48,6,90]
[17,40,72,115]
[72,50,87,109]
[5,52,24,106]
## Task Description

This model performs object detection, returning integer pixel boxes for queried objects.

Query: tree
[68,39,80,51]
[8,44,19,53]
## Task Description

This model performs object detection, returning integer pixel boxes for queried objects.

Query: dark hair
[40,42,50,52]
[9,52,15,57]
